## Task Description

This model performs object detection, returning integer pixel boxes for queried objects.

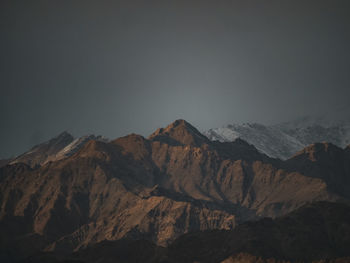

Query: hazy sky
[1,0,350,158]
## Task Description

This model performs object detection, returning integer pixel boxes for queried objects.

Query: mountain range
[1,119,350,262]
[204,116,350,159]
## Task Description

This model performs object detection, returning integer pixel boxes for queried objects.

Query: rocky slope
[9,132,107,168]
[204,117,350,159]
[20,202,350,263]
[168,201,350,263]
[1,120,350,262]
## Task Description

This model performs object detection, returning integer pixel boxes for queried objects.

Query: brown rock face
[1,120,350,261]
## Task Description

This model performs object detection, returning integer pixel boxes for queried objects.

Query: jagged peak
[167,119,196,129]
[148,119,210,146]
[150,119,198,135]
[45,131,74,146]
[29,131,73,149]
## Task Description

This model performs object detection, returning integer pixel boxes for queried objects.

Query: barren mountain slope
[20,202,350,263]
[9,132,107,168]
[1,120,349,262]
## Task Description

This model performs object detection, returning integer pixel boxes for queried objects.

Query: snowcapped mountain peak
[204,113,350,160]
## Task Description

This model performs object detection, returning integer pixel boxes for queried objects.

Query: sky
[1,0,350,158]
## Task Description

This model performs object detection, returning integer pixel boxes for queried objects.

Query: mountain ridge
[1,120,350,262]
[205,117,350,160]
[9,132,108,168]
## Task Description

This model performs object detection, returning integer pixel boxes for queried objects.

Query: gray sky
[1,0,350,158]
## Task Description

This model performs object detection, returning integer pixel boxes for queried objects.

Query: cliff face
[1,120,350,261]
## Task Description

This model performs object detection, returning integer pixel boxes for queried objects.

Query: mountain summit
[149,119,210,146]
